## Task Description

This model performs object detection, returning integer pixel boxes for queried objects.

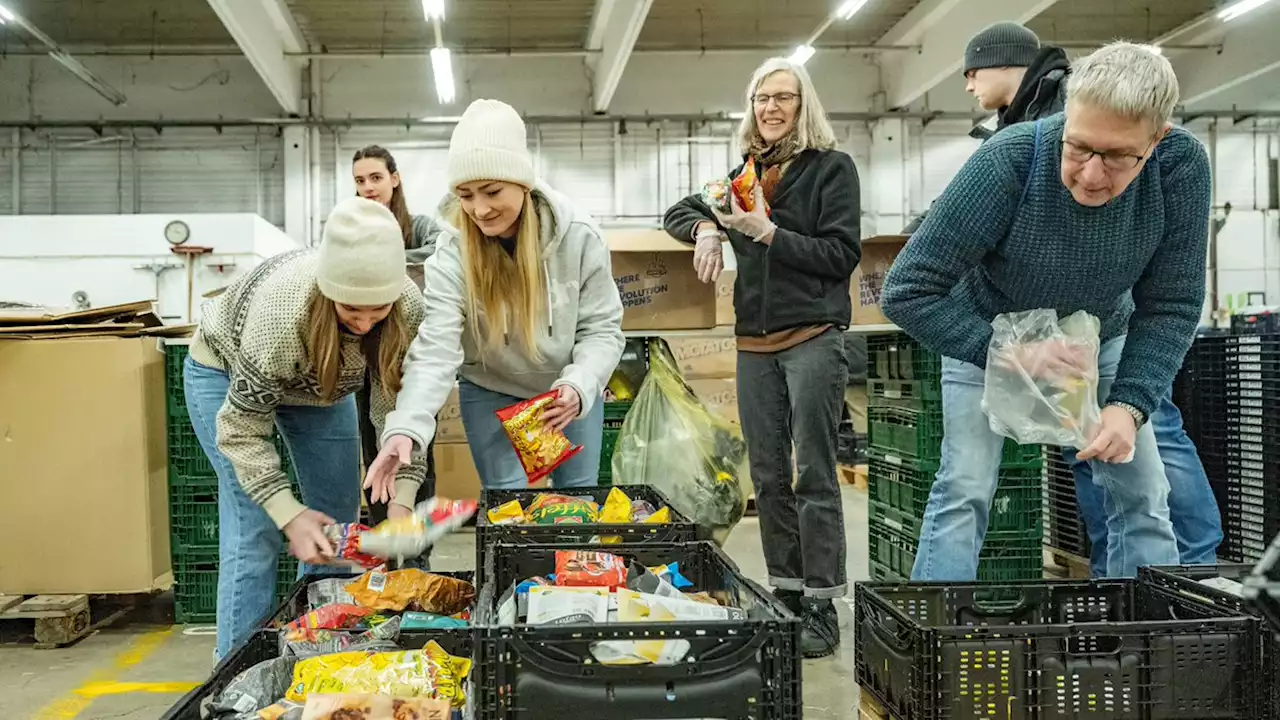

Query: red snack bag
[730,158,771,216]
[323,523,383,569]
[284,603,374,641]
[495,391,583,484]
[555,550,628,589]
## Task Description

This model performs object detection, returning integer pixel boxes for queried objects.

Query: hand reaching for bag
[365,434,414,504]
[282,508,337,565]
[1000,339,1094,382]
[541,384,582,432]
[1077,405,1137,464]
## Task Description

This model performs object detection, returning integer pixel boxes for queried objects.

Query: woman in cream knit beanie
[366,98,625,496]
[184,197,430,660]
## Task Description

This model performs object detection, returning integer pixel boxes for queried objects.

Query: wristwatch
[1108,401,1147,429]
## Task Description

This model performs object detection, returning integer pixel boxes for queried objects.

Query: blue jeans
[458,379,603,490]
[184,356,362,660]
[1067,390,1223,576]
[911,336,1179,580]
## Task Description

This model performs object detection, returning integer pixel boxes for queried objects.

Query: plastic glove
[693,226,724,284]
[712,185,776,241]
[998,338,1094,382]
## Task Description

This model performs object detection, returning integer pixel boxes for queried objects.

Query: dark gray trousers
[736,328,849,598]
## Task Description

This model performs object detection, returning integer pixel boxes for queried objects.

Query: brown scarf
[746,132,801,204]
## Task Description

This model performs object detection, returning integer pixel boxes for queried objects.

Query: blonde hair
[736,57,838,155]
[452,193,545,361]
[1067,42,1179,129]
[304,290,411,402]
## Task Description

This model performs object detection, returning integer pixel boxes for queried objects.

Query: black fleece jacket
[664,149,862,337]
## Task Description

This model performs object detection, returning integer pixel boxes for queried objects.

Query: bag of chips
[555,550,628,589]
[323,523,383,569]
[356,497,477,562]
[701,179,732,214]
[301,695,450,720]
[495,391,583,483]
[285,641,471,707]
[284,604,373,641]
[345,568,476,615]
[525,493,599,525]
[306,578,357,611]
[599,487,633,523]
[730,158,770,215]
[486,499,525,525]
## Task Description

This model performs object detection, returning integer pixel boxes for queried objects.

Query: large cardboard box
[436,385,466,445]
[434,443,482,501]
[686,378,740,426]
[609,230,716,331]
[0,337,171,594]
[715,270,736,327]
[851,235,909,326]
[662,333,737,379]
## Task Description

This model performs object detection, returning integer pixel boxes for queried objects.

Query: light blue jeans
[458,378,603,490]
[184,356,362,660]
[1068,389,1223,576]
[911,336,1179,580]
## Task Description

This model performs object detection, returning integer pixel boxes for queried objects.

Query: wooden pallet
[858,688,891,719]
[1044,547,1091,579]
[0,594,91,648]
[839,463,868,491]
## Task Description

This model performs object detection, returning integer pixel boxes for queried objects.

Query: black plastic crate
[474,485,696,586]
[1232,312,1280,334]
[474,541,800,720]
[855,578,1264,720]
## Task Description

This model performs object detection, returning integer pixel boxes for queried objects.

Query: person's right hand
[1002,339,1093,381]
[283,509,337,565]
[693,223,724,284]
[365,434,414,504]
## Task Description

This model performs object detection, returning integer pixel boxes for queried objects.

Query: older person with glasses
[882,42,1207,580]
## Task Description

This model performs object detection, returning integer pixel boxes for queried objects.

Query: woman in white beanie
[365,98,625,494]
[184,196,427,660]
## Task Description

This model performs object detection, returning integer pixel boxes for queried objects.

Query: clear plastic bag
[611,339,751,545]
[982,309,1102,449]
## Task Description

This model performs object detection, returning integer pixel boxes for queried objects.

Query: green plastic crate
[869,560,905,583]
[598,401,632,482]
[868,406,1043,468]
[168,413,218,483]
[170,485,219,550]
[866,451,1043,534]
[868,513,1043,582]
[870,498,1042,545]
[173,546,298,624]
[867,378,943,412]
[867,333,942,382]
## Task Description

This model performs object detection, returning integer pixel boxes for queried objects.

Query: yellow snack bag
[286,641,471,707]
[486,499,525,525]
[643,507,671,524]
[599,487,633,523]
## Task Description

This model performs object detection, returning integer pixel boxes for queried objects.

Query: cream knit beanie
[316,196,406,306]
[447,99,535,190]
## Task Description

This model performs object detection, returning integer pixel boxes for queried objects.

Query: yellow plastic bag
[486,499,524,525]
[599,487,633,523]
[611,339,750,545]
[286,641,470,707]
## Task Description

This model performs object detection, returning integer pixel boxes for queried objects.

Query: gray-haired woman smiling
[663,57,862,659]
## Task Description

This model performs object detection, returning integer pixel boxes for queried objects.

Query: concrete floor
[5,487,868,719]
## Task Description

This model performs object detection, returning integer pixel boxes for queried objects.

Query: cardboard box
[716,270,736,327]
[845,385,868,435]
[0,337,171,594]
[436,385,466,444]
[434,443,483,501]
[851,235,909,326]
[687,378,740,426]
[662,333,738,379]
[609,230,716,331]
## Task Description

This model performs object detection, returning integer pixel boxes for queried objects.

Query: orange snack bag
[495,391,583,483]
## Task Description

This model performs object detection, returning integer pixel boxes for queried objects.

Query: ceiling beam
[1171,4,1280,107]
[879,0,1063,109]
[205,0,307,115]
[586,0,653,113]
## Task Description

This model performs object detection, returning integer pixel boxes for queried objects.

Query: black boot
[800,597,839,659]
[772,588,803,616]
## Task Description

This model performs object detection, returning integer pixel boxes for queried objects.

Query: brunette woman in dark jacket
[664,57,862,659]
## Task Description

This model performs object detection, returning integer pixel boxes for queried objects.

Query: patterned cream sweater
[189,249,428,529]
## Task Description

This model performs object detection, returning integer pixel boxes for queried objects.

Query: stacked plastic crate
[1221,314,1280,563]
[165,341,299,623]
[865,332,1045,582]
[1042,452,1091,562]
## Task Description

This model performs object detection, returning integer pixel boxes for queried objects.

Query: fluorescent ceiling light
[431,47,456,104]
[422,0,446,20]
[1218,0,1274,22]
[0,4,14,23]
[836,0,869,20]
[789,44,816,65]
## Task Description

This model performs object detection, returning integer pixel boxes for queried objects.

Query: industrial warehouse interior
[3,0,1280,718]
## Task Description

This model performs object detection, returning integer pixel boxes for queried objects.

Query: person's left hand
[712,185,775,242]
[1077,405,1137,463]
[386,502,413,521]
[541,385,582,432]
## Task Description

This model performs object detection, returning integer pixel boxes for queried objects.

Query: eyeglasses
[1059,138,1153,171]
[752,92,800,107]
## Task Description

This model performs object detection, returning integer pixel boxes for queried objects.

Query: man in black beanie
[962,21,1070,139]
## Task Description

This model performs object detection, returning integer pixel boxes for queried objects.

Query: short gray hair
[1066,42,1179,128]
[736,57,837,155]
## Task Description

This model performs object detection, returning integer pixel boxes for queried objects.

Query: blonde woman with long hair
[663,57,862,659]
[367,98,625,493]
[184,196,428,660]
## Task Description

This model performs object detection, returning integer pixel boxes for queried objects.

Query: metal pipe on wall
[1209,119,1220,322]
[10,128,19,214]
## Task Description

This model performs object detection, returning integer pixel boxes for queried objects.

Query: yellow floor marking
[76,681,200,697]
[31,628,179,720]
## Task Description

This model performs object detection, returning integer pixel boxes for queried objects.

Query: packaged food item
[525,493,599,525]
[284,604,374,640]
[207,655,297,717]
[301,695,450,720]
[401,611,468,630]
[555,550,628,589]
[495,391,583,483]
[526,586,610,624]
[286,641,471,707]
[306,577,357,611]
[647,562,693,589]
[630,499,658,521]
[618,588,744,621]
[598,487,633,523]
[700,179,732,214]
[345,569,476,615]
[643,506,672,524]
[357,497,478,561]
[323,523,383,569]
[258,701,303,720]
[730,158,769,215]
[486,499,525,525]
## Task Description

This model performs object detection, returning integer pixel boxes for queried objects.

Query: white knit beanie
[316,196,406,306]
[447,99,535,190]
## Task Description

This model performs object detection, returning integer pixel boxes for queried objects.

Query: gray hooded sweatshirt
[383,182,625,450]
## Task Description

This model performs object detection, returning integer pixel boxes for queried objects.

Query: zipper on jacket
[760,249,770,335]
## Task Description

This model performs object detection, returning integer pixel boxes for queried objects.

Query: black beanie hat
[964,22,1041,73]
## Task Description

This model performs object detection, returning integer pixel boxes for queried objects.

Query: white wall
[0,214,301,321]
